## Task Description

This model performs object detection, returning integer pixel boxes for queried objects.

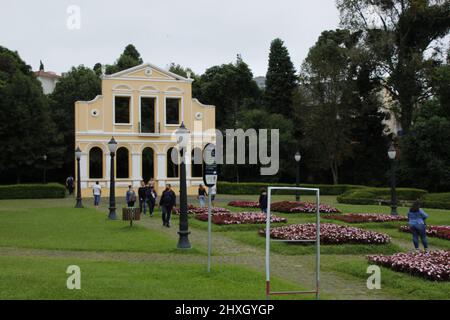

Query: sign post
[203,143,217,273]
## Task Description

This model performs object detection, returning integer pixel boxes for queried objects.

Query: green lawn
[0,194,448,300]
[0,255,302,300]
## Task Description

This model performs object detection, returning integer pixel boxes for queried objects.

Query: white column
[185,151,192,187]
[157,153,166,187]
[80,153,88,188]
[105,153,111,183]
[132,153,141,187]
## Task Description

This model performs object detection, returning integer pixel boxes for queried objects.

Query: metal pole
[177,148,191,249]
[109,152,117,220]
[390,159,398,215]
[207,190,212,272]
[265,187,272,299]
[75,157,83,208]
[316,191,321,300]
[295,161,300,202]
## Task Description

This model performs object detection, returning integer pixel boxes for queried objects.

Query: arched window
[116,147,129,179]
[89,147,103,179]
[191,148,203,178]
[142,147,154,182]
[167,147,179,178]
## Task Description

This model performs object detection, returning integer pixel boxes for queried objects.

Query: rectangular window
[165,98,180,125]
[115,96,130,124]
[140,97,156,133]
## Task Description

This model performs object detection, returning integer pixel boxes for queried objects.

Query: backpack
[130,191,137,202]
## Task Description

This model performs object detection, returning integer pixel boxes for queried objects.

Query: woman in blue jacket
[408,201,429,252]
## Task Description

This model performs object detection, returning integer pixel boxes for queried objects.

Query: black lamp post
[108,137,118,220]
[75,147,83,208]
[42,154,47,184]
[388,143,398,215]
[176,122,191,249]
[295,151,301,202]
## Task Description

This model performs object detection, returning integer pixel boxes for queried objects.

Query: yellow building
[75,63,216,197]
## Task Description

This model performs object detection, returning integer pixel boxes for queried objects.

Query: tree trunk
[331,163,339,185]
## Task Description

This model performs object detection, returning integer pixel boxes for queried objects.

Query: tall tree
[299,29,388,184]
[337,0,450,132]
[0,46,63,183]
[49,66,101,178]
[39,60,44,71]
[264,38,297,117]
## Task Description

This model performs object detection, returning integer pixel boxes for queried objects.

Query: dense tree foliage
[400,99,450,191]
[0,47,63,183]
[49,66,101,178]
[195,56,260,131]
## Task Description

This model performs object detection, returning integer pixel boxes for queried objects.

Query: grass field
[0,193,448,300]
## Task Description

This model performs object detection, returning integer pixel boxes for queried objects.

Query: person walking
[210,184,217,207]
[126,185,137,208]
[198,184,208,208]
[66,175,74,195]
[92,181,102,208]
[408,201,429,252]
[259,188,268,214]
[146,184,157,217]
[159,184,176,227]
[138,181,147,215]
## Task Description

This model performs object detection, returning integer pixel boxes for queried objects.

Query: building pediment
[103,63,193,83]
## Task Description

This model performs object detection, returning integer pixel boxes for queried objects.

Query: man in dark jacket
[145,184,157,217]
[138,181,147,214]
[259,188,268,214]
[159,184,176,227]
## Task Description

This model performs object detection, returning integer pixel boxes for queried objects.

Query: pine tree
[265,38,297,117]
[39,60,44,71]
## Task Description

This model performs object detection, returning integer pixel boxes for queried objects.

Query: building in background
[75,63,216,197]
[34,68,60,95]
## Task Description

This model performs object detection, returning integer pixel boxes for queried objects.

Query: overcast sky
[0,0,339,77]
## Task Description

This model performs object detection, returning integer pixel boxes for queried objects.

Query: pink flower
[368,250,450,281]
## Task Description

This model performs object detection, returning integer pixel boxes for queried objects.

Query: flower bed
[195,212,287,225]
[271,201,341,214]
[228,201,260,208]
[174,206,230,215]
[325,213,408,223]
[261,223,390,244]
[368,250,450,281]
[399,225,450,241]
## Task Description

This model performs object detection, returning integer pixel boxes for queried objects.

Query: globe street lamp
[388,143,398,216]
[176,122,191,249]
[42,154,47,184]
[75,147,83,208]
[108,137,118,220]
[295,151,301,202]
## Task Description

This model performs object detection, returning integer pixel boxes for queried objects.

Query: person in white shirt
[210,184,217,207]
[92,181,102,207]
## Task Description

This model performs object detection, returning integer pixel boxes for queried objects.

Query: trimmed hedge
[0,184,66,199]
[422,193,450,210]
[337,188,428,205]
[217,182,365,196]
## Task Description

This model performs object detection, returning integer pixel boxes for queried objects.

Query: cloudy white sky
[0,0,339,77]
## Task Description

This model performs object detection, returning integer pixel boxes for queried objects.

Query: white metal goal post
[265,187,320,300]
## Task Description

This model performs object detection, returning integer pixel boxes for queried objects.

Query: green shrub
[337,187,428,205]
[0,184,66,199]
[217,182,365,196]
